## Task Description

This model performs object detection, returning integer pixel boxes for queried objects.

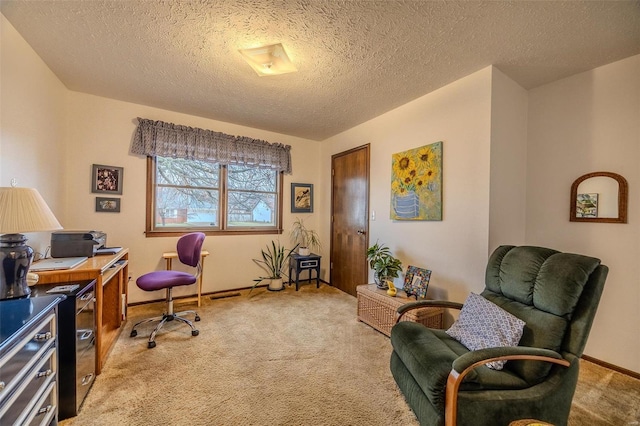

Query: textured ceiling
[2,1,639,141]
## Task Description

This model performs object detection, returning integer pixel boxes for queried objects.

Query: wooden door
[331,145,370,296]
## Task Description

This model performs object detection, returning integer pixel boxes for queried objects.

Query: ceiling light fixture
[239,43,297,76]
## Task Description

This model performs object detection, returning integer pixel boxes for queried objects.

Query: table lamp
[0,186,62,300]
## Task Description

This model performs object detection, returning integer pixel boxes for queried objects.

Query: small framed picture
[95,197,121,213]
[576,193,598,218]
[403,265,432,300]
[291,183,313,213]
[92,164,124,195]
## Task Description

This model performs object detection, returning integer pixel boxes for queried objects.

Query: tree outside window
[147,156,282,236]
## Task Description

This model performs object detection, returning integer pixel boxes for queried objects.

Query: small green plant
[289,217,321,254]
[251,241,297,292]
[366,241,403,288]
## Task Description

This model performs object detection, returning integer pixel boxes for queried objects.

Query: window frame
[145,156,283,237]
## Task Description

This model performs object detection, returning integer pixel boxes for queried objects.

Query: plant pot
[267,278,284,291]
[374,273,389,290]
[299,247,311,256]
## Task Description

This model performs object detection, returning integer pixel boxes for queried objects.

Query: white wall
[489,68,528,251]
[0,15,67,253]
[526,55,640,372]
[320,67,494,304]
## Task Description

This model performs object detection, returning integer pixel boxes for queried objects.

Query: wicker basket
[356,284,443,336]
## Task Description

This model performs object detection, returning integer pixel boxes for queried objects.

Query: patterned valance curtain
[131,118,292,174]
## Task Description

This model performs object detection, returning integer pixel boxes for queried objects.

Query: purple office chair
[130,232,205,348]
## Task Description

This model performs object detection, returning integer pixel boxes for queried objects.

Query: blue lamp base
[0,233,33,300]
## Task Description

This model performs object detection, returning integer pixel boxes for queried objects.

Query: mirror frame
[570,171,628,223]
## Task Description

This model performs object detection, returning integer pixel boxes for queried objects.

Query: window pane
[227,191,276,227]
[227,165,276,192]
[157,156,219,187]
[148,156,282,235]
[155,186,219,228]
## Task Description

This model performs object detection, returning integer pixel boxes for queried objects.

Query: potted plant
[251,241,297,292]
[289,217,321,256]
[366,241,403,289]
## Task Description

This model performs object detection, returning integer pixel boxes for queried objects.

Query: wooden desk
[162,250,209,307]
[34,249,129,375]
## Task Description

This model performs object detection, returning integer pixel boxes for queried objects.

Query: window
[146,156,282,236]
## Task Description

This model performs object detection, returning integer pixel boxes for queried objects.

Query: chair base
[130,286,201,348]
[130,310,200,348]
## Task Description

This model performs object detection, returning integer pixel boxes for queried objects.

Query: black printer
[51,231,106,258]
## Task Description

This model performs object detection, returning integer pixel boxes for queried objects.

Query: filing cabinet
[31,280,96,420]
[0,295,63,426]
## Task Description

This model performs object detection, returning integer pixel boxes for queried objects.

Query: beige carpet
[60,284,639,426]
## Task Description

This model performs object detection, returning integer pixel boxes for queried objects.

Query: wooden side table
[163,250,209,307]
[288,253,321,290]
[356,284,443,336]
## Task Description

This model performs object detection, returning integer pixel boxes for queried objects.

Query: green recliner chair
[390,245,608,426]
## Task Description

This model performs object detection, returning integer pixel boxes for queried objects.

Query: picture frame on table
[403,265,432,300]
[91,164,124,195]
[291,183,313,213]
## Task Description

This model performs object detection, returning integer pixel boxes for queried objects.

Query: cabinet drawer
[76,290,94,313]
[0,313,56,408]
[0,347,56,424]
[23,380,57,426]
[300,260,318,268]
[75,347,95,411]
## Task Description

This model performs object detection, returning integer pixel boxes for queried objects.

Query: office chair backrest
[176,232,206,268]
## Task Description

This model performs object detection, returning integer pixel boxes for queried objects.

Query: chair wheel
[195,315,201,322]
[148,341,156,349]
[192,330,199,336]
[130,330,137,338]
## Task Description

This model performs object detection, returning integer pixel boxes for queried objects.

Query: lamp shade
[0,187,62,233]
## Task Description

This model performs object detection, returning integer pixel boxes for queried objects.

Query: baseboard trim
[582,354,640,380]
[128,280,332,307]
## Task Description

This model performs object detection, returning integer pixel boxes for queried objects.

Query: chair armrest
[451,346,567,374]
[396,300,463,323]
[444,346,570,426]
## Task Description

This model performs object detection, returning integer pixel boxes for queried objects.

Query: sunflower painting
[391,141,442,220]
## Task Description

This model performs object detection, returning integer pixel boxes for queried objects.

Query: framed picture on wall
[91,164,124,195]
[291,183,313,213]
[95,197,121,213]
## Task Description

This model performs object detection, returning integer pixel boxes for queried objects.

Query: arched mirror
[570,172,628,223]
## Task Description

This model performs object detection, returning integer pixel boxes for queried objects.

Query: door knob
[357,229,366,235]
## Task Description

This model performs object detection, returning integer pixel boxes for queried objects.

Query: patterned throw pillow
[446,293,526,370]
